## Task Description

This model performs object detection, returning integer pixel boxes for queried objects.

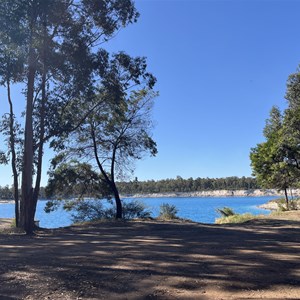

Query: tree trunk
[7,79,19,227]
[110,181,122,219]
[32,10,47,227]
[21,55,35,234]
[20,4,37,234]
[90,125,123,219]
[284,187,289,211]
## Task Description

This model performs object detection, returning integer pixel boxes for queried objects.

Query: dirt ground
[0,213,300,300]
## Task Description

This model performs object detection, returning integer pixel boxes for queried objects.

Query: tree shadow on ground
[0,218,299,299]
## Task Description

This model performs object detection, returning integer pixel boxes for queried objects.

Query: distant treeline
[0,186,47,200]
[0,177,259,200]
[117,176,260,195]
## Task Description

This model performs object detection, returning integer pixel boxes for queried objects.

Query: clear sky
[1,0,300,186]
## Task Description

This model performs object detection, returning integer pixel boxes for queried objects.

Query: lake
[0,196,276,228]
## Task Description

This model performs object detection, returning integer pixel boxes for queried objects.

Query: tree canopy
[0,0,144,233]
[250,66,300,209]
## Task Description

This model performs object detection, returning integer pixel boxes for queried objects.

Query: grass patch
[215,213,257,224]
[215,207,258,224]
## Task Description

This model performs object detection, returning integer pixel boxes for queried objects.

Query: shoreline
[1,188,296,203]
[123,188,291,198]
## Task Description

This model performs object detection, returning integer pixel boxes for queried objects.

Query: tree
[53,89,157,219]
[50,53,157,219]
[250,106,298,209]
[0,8,26,226]
[0,0,139,234]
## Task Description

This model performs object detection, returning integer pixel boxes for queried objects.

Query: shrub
[277,198,289,211]
[275,198,300,211]
[60,199,151,223]
[215,213,256,224]
[158,203,178,220]
[289,200,299,210]
[215,207,258,224]
[216,207,235,217]
[122,200,151,219]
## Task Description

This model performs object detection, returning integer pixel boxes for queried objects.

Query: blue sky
[1,0,300,186]
[107,0,300,182]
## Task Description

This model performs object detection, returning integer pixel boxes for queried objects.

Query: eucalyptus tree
[0,2,26,227]
[0,0,139,233]
[50,53,157,219]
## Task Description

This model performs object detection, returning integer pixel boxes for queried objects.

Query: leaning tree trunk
[284,187,289,211]
[91,125,123,219]
[110,181,122,219]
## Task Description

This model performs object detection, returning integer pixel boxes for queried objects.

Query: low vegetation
[46,199,152,223]
[262,197,300,211]
[158,203,179,220]
[216,213,257,224]
[215,207,257,224]
[277,198,300,211]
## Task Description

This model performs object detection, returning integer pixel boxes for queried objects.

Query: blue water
[0,196,276,228]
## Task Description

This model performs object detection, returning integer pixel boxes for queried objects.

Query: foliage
[48,199,151,223]
[251,107,291,189]
[215,213,256,224]
[275,198,300,211]
[158,203,178,220]
[46,160,112,200]
[216,207,235,217]
[0,0,141,233]
[117,176,259,195]
[121,200,152,219]
[51,53,158,219]
[215,207,259,224]
[0,185,14,200]
[250,106,300,209]
[250,64,300,212]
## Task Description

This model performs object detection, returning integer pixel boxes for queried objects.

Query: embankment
[125,189,300,198]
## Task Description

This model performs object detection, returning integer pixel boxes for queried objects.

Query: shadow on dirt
[0,218,299,299]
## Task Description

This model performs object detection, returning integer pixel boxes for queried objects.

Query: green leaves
[250,66,300,193]
[46,160,111,200]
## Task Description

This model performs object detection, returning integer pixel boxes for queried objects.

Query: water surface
[0,196,275,228]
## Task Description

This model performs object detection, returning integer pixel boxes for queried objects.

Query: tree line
[0,186,47,200]
[0,176,259,200]
[117,176,259,195]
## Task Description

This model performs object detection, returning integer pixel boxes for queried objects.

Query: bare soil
[0,212,300,300]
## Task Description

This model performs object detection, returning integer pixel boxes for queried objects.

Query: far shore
[123,188,292,198]
[1,188,297,203]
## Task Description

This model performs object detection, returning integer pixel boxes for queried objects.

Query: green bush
[289,200,299,210]
[215,213,256,224]
[158,203,178,220]
[275,198,299,211]
[61,199,151,223]
[277,198,289,211]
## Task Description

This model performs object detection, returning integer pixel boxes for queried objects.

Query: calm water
[0,196,276,228]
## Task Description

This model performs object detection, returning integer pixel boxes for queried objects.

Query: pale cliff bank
[125,189,300,198]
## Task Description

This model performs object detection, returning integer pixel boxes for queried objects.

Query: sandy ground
[0,213,300,300]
